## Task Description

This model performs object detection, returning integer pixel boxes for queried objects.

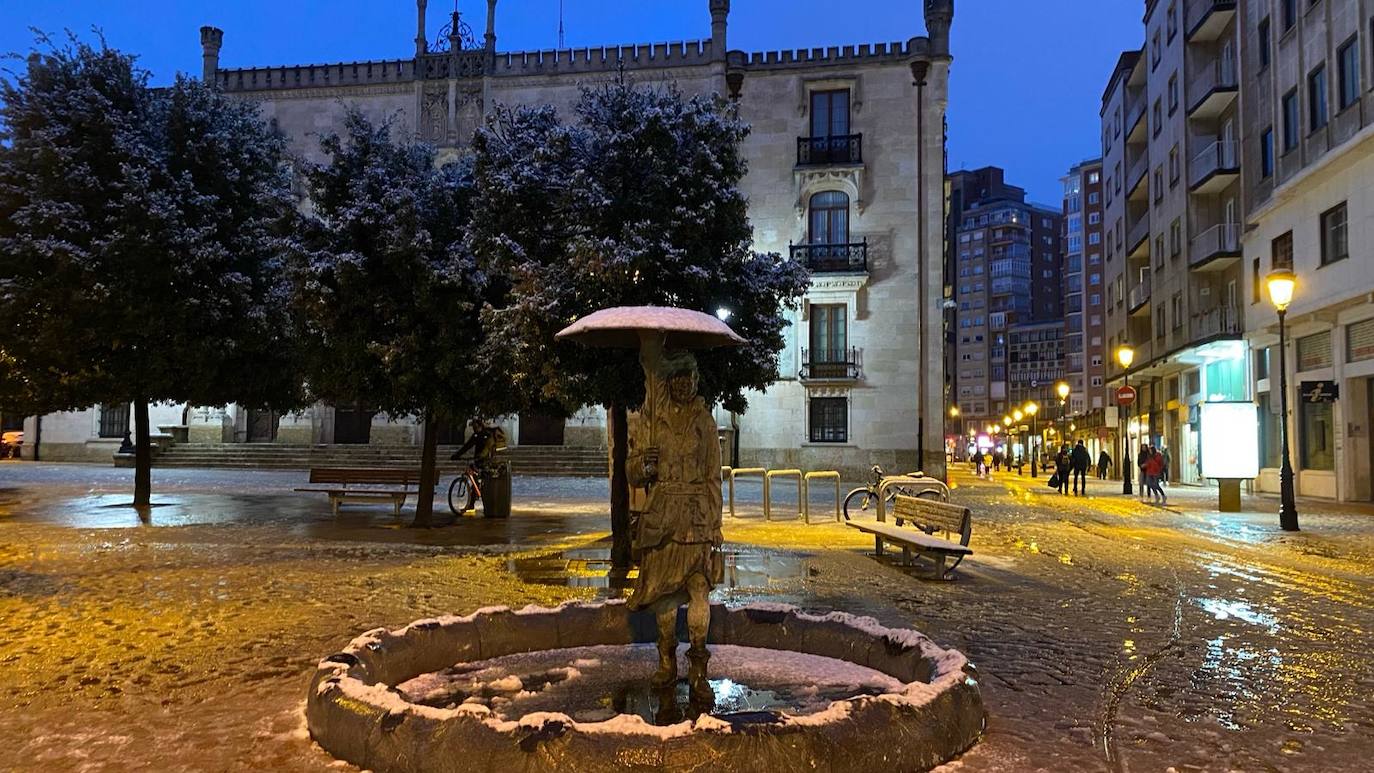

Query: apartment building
[949,167,1063,437]
[1059,159,1112,456]
[1240,0,1374,501]
[1100,0,1248,486]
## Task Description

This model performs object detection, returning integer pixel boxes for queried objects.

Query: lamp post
[1025,401,1040,477]
[1056,381,1070,440]
[1267,269,1299,531]
[1012,410,1024,473]
[1117,345,1135,495]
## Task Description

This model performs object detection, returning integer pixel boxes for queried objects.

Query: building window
[1320,202,1348,265]
[1282,89,1300,151]
[1170,218,1182,257]
[1153,168,1163,203]
[1259,17,1271,69]
[1348,318,1374,363]
[1261,127,1275,177]
[1300,400,1335,470]
[808,397,848,443]
[809,304,848,367]
[1167,2,1178,40]
[1252,258,1262,303]
[1152,99,1162,136]
[1297,330,1332,371]
[1168,72,1179,114]
[1282,0,1296,31]
[99,404,130,439]
[1308,63,1329,131]
[1337,37,1360,111]
[1273,230,1294,269]
[1168,144,1180,184]
[809,89,851,139]
[808,191,850,245]
[1155,235,1166,268]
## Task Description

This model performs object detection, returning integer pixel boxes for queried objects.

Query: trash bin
[480,461,512,519]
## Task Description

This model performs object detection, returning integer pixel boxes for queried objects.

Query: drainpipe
[912,59,930,476]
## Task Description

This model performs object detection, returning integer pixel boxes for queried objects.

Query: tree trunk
[412,411,440,528]
[133,398,151,507]
[608,402,632,569]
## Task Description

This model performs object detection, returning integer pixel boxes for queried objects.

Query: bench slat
[847,521,973,555]
[892,495,971,542]
[308,467,421,485]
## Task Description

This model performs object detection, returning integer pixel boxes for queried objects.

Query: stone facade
[24,1,953,480]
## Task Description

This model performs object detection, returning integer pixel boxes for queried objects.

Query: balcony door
[810,304,848,372]
[810,89,850,139]
[808,191,849,246]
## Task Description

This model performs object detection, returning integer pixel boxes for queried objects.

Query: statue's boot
[650,639,678,688]
[686,645,713,707]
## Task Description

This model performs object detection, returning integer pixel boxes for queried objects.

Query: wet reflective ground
[3,462,1374,770]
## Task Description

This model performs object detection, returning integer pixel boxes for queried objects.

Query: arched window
[808,191,849,245]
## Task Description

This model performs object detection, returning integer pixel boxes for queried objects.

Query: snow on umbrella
[555,306,746,350]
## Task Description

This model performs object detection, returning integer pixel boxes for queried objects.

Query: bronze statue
[626,336,723,702]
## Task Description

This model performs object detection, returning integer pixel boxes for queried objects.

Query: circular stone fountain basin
[306,600,984,773]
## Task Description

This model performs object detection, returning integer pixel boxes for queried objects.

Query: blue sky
[2,1,1142,203]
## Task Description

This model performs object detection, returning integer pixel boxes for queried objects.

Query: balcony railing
[1126,152,1149,197]
[1125,99,1147,139]
[791,239,867,273]
[800,347,862,380]
[1126,213,1151,257]
[1186,58,1238,116]
[1186,0,1238,42]
[1189,139,1239,190]
[1189,223,1241,267]
[1128,271,1151,312]
[1190,305,1242,340]
[796,134,863,166]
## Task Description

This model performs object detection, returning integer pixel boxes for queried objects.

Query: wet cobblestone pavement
[3,461,1374,771]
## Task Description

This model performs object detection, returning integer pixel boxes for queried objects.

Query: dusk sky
[2,1,1143,203]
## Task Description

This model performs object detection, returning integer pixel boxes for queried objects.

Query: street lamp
[1267,269,1299,531]
[1117,345,1135,495]
[1056,380,1070,439]
[1025,401,1040,477]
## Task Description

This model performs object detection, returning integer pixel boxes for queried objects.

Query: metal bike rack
[803,470,841,524]
[727,467,766,518]
[874,475,951,523]
[764,469,803,521]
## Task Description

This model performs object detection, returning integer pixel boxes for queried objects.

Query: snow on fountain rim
[322,599,973,740]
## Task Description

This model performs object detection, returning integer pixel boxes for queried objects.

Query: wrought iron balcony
[800,347,862,380]
[790,239,867,273]
[796,134,863,166]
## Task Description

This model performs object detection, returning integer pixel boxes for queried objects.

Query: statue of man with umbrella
[558,306,743,704]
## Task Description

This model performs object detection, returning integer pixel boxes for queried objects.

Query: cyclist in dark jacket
[451,419,501,471]
[1070,440,1092,496]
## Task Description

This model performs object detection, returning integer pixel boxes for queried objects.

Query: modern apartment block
[1100,0,1248,486]
[1240,0,1374,501]
[948,167,1063,436]
[1060,160,1109,402]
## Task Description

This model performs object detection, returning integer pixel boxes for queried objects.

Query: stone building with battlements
[23,0,953,480]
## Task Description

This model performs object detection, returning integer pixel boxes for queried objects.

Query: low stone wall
[306,600,984,773]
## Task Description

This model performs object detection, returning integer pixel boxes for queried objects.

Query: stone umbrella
[554,305,746,445]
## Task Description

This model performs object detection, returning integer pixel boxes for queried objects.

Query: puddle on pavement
[508,544,809,594]
[398,643,893,726]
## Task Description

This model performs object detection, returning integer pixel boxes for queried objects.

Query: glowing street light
[1267,269,1299,531]
[1024,401,1040,477]
[1117,344,1135,496]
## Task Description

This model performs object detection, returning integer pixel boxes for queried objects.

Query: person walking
[1160,446,1171,486]
[1142,446,1167,505]
[992,450,1003,472]
[1071,440,1092,496]
[1054,445,1071,495]
[1097,449,1112,480]
[1137,443,1151,502]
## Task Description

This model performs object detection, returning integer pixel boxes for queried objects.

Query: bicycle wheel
[842,488,873,521]
[448,476,474,515]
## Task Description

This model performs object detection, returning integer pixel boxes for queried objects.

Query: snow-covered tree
[470,78,810,566]
[287,111,502,527]
[0,36,302,506]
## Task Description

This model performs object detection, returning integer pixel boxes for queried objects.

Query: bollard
[727,467,766,518]
[802,470,841,524]
[763,469,803,521]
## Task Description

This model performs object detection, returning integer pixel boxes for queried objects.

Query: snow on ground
[2,462,1374,771]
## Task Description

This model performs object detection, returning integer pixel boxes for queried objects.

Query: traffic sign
[1116,386,1137,406]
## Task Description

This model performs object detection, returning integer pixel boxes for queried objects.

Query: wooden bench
[294,468,425,516]
[845,494,973,579]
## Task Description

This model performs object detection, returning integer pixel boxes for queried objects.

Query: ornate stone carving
[795,165,866,216]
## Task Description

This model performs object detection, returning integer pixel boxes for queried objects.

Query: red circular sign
[1116,386,1137,406]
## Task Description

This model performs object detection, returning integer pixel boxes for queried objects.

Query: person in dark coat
[1097,449,1111,479]
[1054,445,1071,494]
[1071,440,1092,496]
